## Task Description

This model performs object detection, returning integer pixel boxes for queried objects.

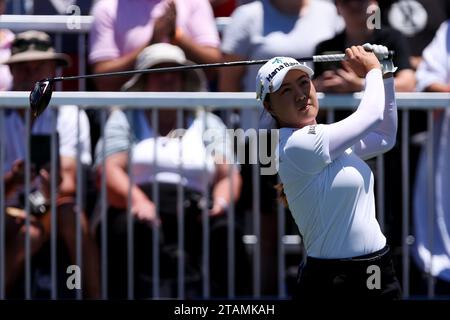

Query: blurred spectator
[94,43,250,298]
[413,19,450,295]
[219,0,343,295]
[2,31,100,298]
[32,0,96,91]
[0,0,13,90]
[313,0,415,93]
[88,0,221,91]
[378,0,450,70]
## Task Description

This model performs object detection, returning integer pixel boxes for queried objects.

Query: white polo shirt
[278,125,386,259]
[95,109,234,193]
[277,70,398,259]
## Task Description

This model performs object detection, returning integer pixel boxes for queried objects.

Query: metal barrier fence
[2,13,450,300]
[1,91,450,300]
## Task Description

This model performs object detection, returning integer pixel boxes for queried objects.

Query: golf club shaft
[52,58,315,82]
[49,51,393,83]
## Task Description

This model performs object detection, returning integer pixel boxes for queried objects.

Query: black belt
[305,245,391,271]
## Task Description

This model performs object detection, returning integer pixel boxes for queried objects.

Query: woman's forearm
[351,75,398,159]
[103,164,149,208]
[327,68,385,159]
[212,166,242,205]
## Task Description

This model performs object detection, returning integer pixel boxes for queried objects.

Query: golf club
[29,50,394,119]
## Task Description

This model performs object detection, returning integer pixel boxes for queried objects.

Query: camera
[28,190,48,217]
[19,189,48,217]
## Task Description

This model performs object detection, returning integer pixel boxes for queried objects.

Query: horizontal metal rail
[0,15,231,33]
[0,91,449,109]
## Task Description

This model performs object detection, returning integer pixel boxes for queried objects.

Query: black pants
[294,245,402,300]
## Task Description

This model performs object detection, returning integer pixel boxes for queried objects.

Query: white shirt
[414,19,450,280]
[96,109,234,193]
[416,20,450,91]
[278,70,397,258]
[131,112,217,193]
[2,105,92,174]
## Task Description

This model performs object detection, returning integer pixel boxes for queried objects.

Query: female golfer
[256,44,402,299]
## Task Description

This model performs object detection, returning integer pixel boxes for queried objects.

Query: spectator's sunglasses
[12,38,53,54]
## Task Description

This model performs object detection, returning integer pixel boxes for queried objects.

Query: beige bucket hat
[122,43,206,92]
[2,30,71,67]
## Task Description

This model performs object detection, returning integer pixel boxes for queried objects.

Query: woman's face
[264,69,319,129]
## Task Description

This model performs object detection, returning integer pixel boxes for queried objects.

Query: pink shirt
[89,0,220,63]
[0,29,14,91]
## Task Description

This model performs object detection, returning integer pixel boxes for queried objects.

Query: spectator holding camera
[1,31,100,298]
[89,0,221,91]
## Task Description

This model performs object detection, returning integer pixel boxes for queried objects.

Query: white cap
[256,57,314,101]
[122,43,206,92]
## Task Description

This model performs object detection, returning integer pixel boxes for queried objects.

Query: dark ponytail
[274,183,289,208]
[264,95,286,207]
[264,95,282,129]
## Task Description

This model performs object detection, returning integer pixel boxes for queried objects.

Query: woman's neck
[271,0,310,16]
[280,118,317,129]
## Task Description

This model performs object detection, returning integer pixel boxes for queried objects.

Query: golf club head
[29,79,54,119]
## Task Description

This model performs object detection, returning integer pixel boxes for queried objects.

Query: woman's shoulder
[280,124,330,174]
[281,124,325,137]
[281,124,327,148]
